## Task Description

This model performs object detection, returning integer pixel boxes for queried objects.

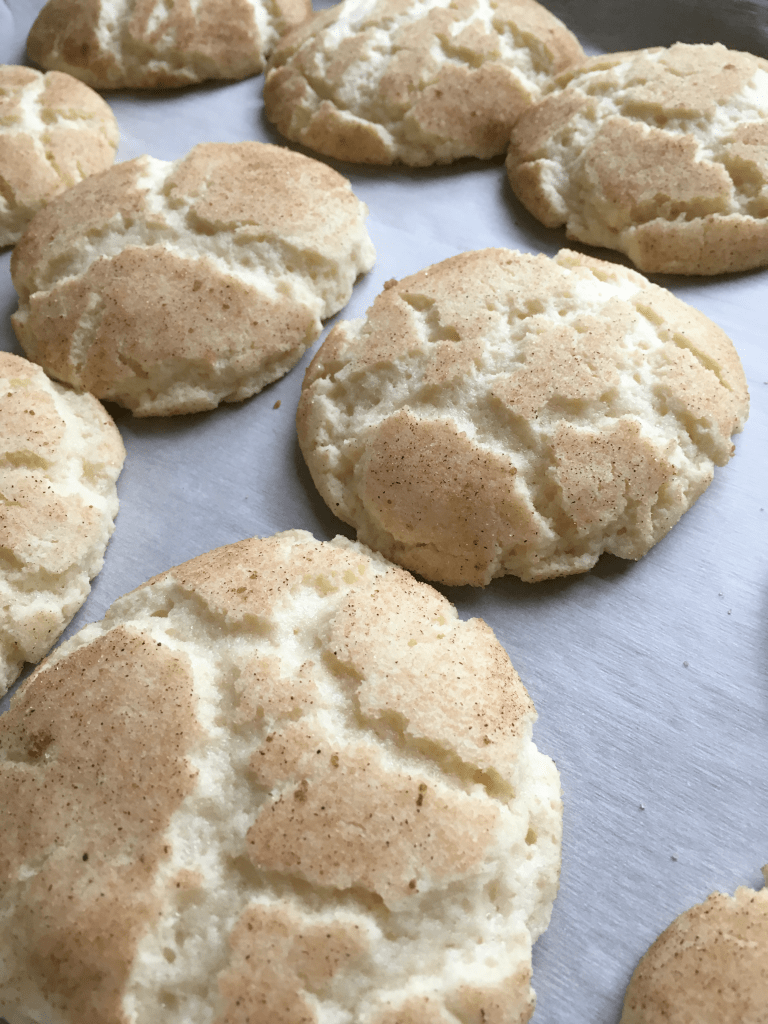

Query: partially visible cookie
[0,529,562,1024]
[264,0,584,166]
[621,868,768,1024]
[506,43,768,275]
[297,247,749,586]
[0,352,125,694]
[11,141,376,416]
[27,0,311,89]
[0,65,118,248]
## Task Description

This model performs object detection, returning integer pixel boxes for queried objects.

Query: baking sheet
[1,2,767,1021]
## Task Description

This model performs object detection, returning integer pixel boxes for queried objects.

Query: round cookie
[0,65,118,248]
[0,351,125,695]
[621,868,768,1024]
[0,529,562,1024]
[11,141,376,417]
[506,43,768,275]
[264,0,584,166]
[297,247,749,586]
[27,0,311,89]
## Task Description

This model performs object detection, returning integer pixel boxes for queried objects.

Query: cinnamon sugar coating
[0,351,124,693]
[0,530,561,1024]
[621,869,768,1024]
[0,65,118,247]
[27,0,311,89]
[264,0,583,166]
[507,43,768,275]
[11,142,375,416]
[298,247,748,585]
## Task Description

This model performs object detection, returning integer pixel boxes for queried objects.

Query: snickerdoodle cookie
[27,0,311,88]
[506,43,768,275]
[0,65,118,247]
[298,247,748,585]
[621,868,768,1024]
[0,351,124,694]
[264,0,584,166]
[0,530,561,1024]
[11,141,375,416]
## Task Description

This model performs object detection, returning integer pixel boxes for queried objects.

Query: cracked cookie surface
[0,529,561,1024]
[27,0,311,89]
[264,0,583,166]
[0,351,124,694]
[0,65,118,247]
[11,141,376,416]
[506,43,768,275]
[620,868,768,1024]
[297,248,749,585]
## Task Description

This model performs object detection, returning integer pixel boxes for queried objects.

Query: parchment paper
[1,2,767,1021]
